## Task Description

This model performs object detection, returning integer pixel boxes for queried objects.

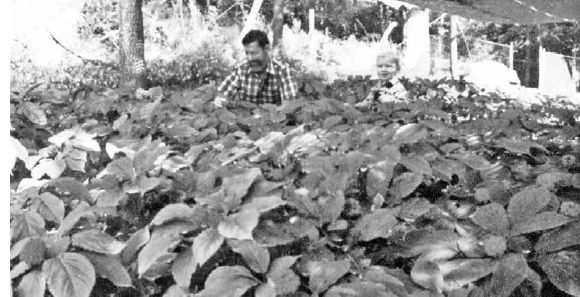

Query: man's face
[376,55,399,81]
[244,41,269,73]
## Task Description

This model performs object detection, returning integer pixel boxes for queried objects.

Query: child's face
[376,56,399,81]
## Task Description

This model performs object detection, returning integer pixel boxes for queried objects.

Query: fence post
[449,15,459,79]
[509,42,514,70]
[309,8,315,59]
[538,45,544,91]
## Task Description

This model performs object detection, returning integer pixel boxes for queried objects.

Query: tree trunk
[449,14,459,79]
[272,0,284,52]
[119,0,147,89]
[239,0,265,45]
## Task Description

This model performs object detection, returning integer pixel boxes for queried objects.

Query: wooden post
[538,45,544,91]
[509,42,514,69]
[449,15,458,79]
[309,8,315,58]
[524,29,532,87]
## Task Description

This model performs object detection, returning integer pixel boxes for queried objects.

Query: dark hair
[242,30,270,48]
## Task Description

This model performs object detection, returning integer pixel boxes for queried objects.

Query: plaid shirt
[218,59,298,105]
[365,76,409,103]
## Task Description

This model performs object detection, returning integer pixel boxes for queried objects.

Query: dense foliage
[10,75,580,297]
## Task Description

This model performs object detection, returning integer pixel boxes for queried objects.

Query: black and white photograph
[9,0,580,296]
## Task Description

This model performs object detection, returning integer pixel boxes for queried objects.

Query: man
[214,30,298,107]
[356,50,408,108]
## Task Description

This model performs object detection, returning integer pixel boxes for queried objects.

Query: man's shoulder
[271,59,291,72]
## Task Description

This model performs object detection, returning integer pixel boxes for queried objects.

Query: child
[356,50,408,108]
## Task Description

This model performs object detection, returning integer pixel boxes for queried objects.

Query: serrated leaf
[510,211,571,236]
[400,155,432,175]
[471,203,509,235]
[391,123,427,144]
[21,237,46,266]
[228,239,270,274]
[221,168,262,212]
[326,281,398,297]
[242,195,286,214]
[392,172,424,201]
[484,253,529,297]
[11,262,30,280]
[11,238,31,260]
[49,177,93,204]
[138,222,197,278]
[218,207,259,240]
[11,210,45,242]
[307,259,351,293]
[121,226,150,265]
[507,186,552,226]
[102,157,135,181]
[58,202,94,236]
[17,270,46,297]
[151,203,194,226]
[535,220,580,253]
[31,193,65,223]
[195,266,259,297]
[267,256,301,295]
[192,227,224,266]
[163,284,191,297]
[440,259,497,291]
[72,230,126,255]
[81,252,131,287]
[42,253,95,297]
[31,158,66,179]
[171,248,196,288]
[355,209,398,241]
[19,102,48,126]
[538,250,580,297]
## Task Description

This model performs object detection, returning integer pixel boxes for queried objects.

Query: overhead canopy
[378,0,580,24]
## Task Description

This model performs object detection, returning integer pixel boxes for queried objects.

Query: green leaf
[49,178,94,204]
[400,155,432,175]
[355,209,398,241]
[510,211,572,236]
[411,259,442,290]
[101,157,135,181]
[254,217,319,247]
[43,234,71,258]
[31,193,65,223]
[398,198,433,222]
[21,237,46,266]
[195,266,259,297]
[255,280,277,297]
[192,227,224,267]
[535,220,580,253]
[363,266,412,297]
[242,195,286,214]
[484,253,529,297]
[58,202,94,236]
[11,238,31,260]
[11,262,30,280]
[391,123,427,144]
[17,270,46,297]
[221,168,263,212]
[67,129,101,152]
[307,259,351,293]
[366,162,395,200]
[11,210,45,242]
[228,239,270,274]
[138,222,197,278]
[402,230,459,261]
[136,176,161,193]
[440,259,497,291]
[81,252,131,287]
[218,207,259,240]
[121,226,150,265]
[392,172,424,201]
[151,203,194,226]
[31,159,66,179]
[538,250,580,297]
[133,140,170,176]
[163,284,191,297]
[452,152,491,170]
[507,186,552,226]
[314,190,346,224]
[19,102,48,125]
[171,248,196,288]
[267,256,301,295]
[42,253,95,297]
[72,230,125,254]
[471,203,509,235]
[495,138,546,156]
[326,281,398,297]
[431,157,466,181]
[95,189,128,207]
[536,172,573,190]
